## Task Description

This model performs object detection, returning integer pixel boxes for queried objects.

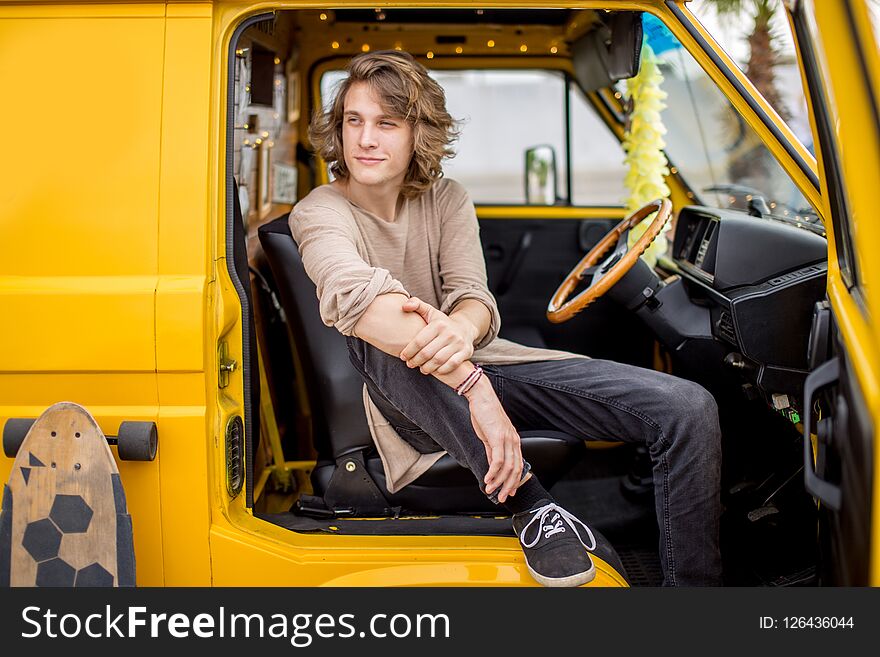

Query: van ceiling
[332,9,577,25]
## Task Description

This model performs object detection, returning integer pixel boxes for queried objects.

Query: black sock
[502,476,553,514]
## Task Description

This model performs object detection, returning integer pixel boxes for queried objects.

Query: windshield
[618,14,823,235]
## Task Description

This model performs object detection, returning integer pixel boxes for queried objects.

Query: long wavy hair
[309,51,459,198]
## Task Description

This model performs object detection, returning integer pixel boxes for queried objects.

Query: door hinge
[218,341,237,389]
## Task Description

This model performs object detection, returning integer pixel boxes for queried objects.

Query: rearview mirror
[572,11,643,93]
[525,145,558,205]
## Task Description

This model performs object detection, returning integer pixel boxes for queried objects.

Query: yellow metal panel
[158,9,212,277]
[0,276,156,371]
[166,3,214,19]
[0,9,164,372]
[0,3,165,19]
[208,520,627,587]
[156,276,208,371]
[0,14,164,277]
[156,375,213,585]
[477,206,627,220]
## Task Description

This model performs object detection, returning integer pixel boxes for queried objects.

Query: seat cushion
[313,430,586,515]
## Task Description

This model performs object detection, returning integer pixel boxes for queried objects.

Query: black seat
[258,214,585,515]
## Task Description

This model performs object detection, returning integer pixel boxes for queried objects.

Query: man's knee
[663,378,721,450]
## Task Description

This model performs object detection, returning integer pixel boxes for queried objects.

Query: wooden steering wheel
[547,198,672,323]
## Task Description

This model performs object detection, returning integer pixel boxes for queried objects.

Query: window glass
[618,14,822,235]
[867,0,880,48]
[433,69,568,204]
[686,0,813,152]
[322,68,567,204]
[569,83,628,206]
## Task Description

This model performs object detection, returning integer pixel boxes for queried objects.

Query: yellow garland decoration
[623,43,671,267]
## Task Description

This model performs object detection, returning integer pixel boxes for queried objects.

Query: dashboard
[665,206,827,403]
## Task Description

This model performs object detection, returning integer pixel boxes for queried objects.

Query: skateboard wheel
[116,421,158,461]
[3,418,36,458]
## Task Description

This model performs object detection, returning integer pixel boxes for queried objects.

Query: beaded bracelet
[455,365,483,396]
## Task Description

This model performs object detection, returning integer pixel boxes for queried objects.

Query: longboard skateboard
[0,402,135,587]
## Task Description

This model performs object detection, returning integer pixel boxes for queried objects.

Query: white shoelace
[519,503,597,551]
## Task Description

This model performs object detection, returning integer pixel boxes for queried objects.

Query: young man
[290,50,722,587]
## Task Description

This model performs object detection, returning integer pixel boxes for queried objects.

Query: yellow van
[1,0,877,587]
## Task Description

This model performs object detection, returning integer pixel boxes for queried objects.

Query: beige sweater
[289,178,587,492]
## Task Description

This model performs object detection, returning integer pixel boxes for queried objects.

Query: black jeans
[346,336,722,586]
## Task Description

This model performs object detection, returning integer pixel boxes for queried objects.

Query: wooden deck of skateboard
[0,402,135,587]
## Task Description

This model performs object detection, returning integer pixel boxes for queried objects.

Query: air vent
[225,415,244,499]
[716,311,738,345]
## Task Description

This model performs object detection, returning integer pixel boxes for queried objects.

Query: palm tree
[705,0,790,121]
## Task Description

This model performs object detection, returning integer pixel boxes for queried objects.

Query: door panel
[791,0,878,585]
[821,349,873,584]
[479,216,655,368]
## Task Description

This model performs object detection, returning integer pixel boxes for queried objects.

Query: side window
[434,69,566,205]
[569,82,628,206]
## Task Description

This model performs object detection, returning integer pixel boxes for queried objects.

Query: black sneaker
[512,500,596,587]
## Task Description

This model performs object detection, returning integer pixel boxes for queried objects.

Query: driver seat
[258,213,586,516]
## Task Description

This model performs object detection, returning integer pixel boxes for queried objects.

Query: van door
[788,0,879,585]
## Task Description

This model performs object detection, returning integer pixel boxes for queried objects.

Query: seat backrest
[258,215,373,460]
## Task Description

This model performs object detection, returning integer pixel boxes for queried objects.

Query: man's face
[341,81,414,192]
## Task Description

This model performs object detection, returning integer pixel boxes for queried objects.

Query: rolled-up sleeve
[436,181,501,350]
[289,203,409,336]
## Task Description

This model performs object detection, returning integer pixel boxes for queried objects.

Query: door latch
[218,342,237,389]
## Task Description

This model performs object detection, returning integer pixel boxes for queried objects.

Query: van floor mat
[256,512,628,584]
[549,475,656,539]
[614,543,664,587]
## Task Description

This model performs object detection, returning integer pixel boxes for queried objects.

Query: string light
[519,44,528,52]
[455,46,463,54]
[319,12,328,21]
[331,41,340,49]
[487,40,495,48]
[426,51,434,59]
[550,46,558,54]
[274,57,280,65]
[362,44,371,52]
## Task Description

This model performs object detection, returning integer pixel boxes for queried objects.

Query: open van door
[786,0,879,585]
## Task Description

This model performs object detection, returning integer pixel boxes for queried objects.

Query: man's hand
[464,377,523,504]
[399,297,477,375]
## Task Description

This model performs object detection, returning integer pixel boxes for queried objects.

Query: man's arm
[353,293,524,503]
[353,293,472,390]
[448,298,491,348]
